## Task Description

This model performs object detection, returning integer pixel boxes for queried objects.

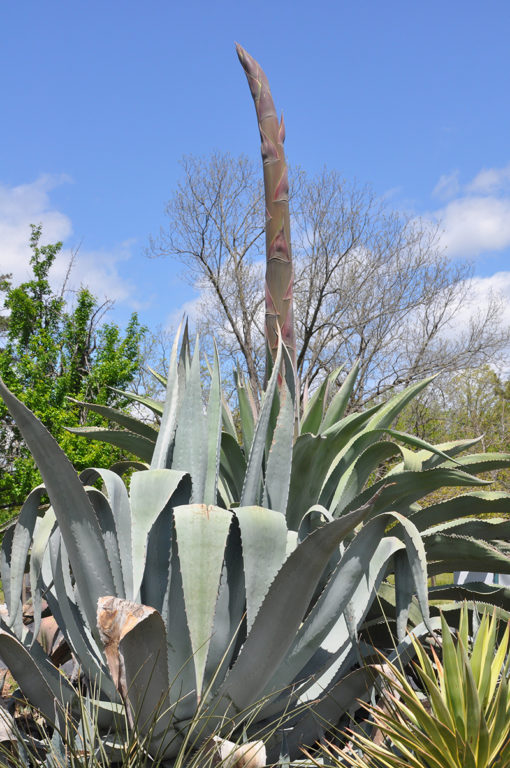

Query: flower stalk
[236,43,297,382]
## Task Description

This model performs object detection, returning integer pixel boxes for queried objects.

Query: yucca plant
[314,606,510,768]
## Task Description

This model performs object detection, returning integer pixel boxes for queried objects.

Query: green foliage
[318,606,510,768]
[0,225,146,509]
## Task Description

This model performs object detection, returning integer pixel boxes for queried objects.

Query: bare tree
[150,153,509,404]
[150,153,265,398]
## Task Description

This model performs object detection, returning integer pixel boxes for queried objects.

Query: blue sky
[1,1,510,335]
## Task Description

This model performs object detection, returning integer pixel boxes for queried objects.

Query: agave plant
[0,334,443,757]
[315,606,510,768]
[2,328,510,761]
[68,325,510,626]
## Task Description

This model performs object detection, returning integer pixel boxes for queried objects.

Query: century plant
[0,336,439,755]
[2,326,510,761]
[68,330,510,635]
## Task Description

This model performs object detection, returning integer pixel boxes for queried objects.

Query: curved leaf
[67,398,158,441]
[287,404,380,530]
[0,379,115,631]
[241,338,282,507]
[7,486,46,630]
[81,468,134,598]
[173,504,232,698]
[151,321,182,470]
[65,426,155,463]
[130,469,188,600]
[172,338,207,501]
[236,506,288,631]
[0,631,75,720]
[320,361,359,432]
[219,499,375,712]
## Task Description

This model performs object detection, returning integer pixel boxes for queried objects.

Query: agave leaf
[147,365,168,387]
[220,432,247,503]
[343,467,490,517]
[300,373,330,435]
[379,428,464,466]
[443,452,510,474]
[263,370,295,513]
[173,504,232,698]
[392,511,431,633]
[97,597,179,759]
[320,361,359,432]
[172,338,207,501]
[235,369,257,454]
[428,582,510,611]
[365,376,435,430]
[7,486,46,630]
[420,437,483,469]
[424,533,510,574]
[110,459,149,475]
[268,523,406,699]
[29,506,56,646]
[130,469,188,600]
[430,518,510,540]
[150,321,182,470]
[85,488,125,599]
[236,506,288,631]
[179,317,191,374]
[109,386,164,416]
[0,379,115,631]
[218,499,375,712]
[141,475,191,615]
[203,341,222,506]
[221,393,238,440]
[164,532,197,721]
[241,338,282,506]
[287,404,380,530]
[329,440,401,515]
[281,666,376,759]
[0,527,14,622]
[81,468,134,600]
[395,549,415,641]
[67,398,158,441]
[0,630,75,720]
[202,518,246,697]
[410,491,510,531]
[51,537,117,700]
[66,426,155,462]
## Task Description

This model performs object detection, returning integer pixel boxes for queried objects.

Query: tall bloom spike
[236,43,297,381]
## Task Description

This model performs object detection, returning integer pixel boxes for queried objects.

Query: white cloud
[0,176,135,307]
[429,163,510,259]
[432,170,460,201]
[438,196,510,257]
[466,163,510,194]
[451,271,510,328]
